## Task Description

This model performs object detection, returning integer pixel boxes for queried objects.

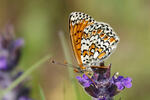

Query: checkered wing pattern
[69,12,119,68]
[69,12,95,67]
[81,22,119,66]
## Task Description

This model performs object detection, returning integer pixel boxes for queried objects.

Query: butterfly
[69,12,119,75]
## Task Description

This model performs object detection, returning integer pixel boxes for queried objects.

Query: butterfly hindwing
[81,22,119,66]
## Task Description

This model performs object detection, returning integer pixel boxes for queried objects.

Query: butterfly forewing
[69,12,95,68]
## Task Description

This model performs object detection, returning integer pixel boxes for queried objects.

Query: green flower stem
[39,85,46,100]
[0,55,50,98]
[58,31,81,100]
[59,31,74,78]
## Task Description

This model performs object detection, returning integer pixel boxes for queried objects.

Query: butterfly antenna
[50,59,78,69]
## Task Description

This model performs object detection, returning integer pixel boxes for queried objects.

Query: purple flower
[112,76,132,90]
[76,63,132,100]
[0,56,7,69]
[18,96,32,100]
[0,71,12,88]
[0,27,24,71]
[76,74,93,87]
[93,97,106,100]
[0,25,32,100]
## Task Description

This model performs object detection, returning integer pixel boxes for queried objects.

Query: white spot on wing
[93,52,99,59]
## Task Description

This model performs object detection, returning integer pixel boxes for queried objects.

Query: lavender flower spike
[76,63,132,100]
[0,26,24,71]
[0,25,32,100]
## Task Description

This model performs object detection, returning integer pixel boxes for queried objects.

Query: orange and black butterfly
[69,12,119,75]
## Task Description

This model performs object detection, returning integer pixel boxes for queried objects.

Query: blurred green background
[0,0,150,100]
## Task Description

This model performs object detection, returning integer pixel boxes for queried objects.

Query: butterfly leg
[84,73,97,88]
